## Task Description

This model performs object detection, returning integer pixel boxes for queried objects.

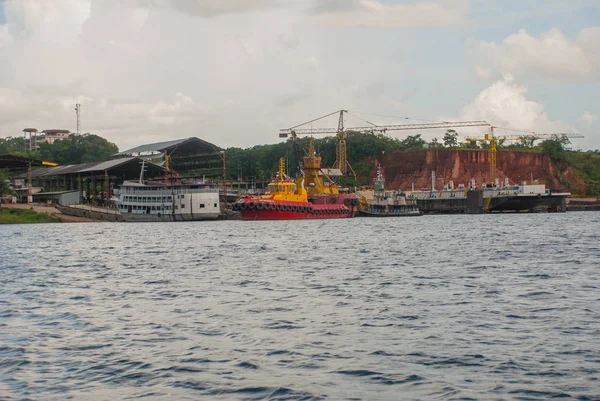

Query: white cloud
[456,75,600,150]
[138,0,282,17]
[579,111,597,126]
[310,0,468,27]
[467,27,600,81]
[0,0,596,153]
[460,75,571,133]
[0,0,408,150]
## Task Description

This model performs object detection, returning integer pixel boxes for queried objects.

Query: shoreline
[0,203,102,223]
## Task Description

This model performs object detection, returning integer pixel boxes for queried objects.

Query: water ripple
[1,214,599,400]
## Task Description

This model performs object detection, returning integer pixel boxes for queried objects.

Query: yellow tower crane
[466,127,584,184]
[279,110,490,175]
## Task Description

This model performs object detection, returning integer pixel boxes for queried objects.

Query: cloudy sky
[0,0,598,151]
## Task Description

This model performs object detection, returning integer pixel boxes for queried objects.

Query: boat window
[200,204,205,208]
[214,203,217,208]
[291,185,296,192]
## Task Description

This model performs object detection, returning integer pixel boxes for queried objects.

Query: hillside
[363,149,589,195]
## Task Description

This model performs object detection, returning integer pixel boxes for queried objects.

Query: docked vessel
[406,174,569,213]
[358,164,421,217]
[116,163,220,222]
[233,152,358,220]
[298,139,360,209]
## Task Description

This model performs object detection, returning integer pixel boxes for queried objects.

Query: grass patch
[0,207,61,224]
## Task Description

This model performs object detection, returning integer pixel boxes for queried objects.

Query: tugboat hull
[235,200,357,220]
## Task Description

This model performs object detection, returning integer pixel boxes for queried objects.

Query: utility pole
[27,161,32,204]
[222,151,227,196]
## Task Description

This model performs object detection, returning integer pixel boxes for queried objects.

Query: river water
[1,213,599,400]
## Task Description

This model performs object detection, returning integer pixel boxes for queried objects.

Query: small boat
[358,163,421,217]
[233,158,358,220]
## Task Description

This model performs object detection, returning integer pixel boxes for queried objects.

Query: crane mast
[466,127,584,184]
[280,109,490,175]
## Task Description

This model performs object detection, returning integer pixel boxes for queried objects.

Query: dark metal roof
[32,190,80,196]
[114,137,221,156]
[0,154,58,170]
[42,129,71,134]
[26,157,166,178]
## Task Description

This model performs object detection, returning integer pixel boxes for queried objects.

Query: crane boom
[279,109,490,175]
[279,120,489,136]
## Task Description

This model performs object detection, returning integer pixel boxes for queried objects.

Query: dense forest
[1,130,599,195]
[0,134,118,165]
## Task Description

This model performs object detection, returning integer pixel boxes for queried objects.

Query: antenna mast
[75,103,81,135]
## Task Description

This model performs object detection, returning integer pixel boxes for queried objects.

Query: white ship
[116,162,221,222]
[116,180,221,222]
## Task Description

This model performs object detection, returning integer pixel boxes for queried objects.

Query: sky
[0,0,598,151]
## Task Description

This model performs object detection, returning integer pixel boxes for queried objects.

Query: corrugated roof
[26,157,165,178]
[114,137,221,156]
[115,138,191,155]
[78,157,138,172]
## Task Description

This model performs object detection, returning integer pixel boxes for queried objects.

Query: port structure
[279,110,490,176]
[466,127,584,184]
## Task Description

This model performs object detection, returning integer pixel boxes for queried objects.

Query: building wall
[43,132,70,145]
[32,190,80,205]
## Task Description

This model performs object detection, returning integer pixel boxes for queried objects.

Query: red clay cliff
[366,149,585,194]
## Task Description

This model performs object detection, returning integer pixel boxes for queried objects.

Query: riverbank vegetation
[0,207,61,224]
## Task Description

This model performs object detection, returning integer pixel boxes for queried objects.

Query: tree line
[1,129,595,191]
[0,134,119,165]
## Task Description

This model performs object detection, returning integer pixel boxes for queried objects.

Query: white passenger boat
[116,161,221,222]
[116,180,221,222]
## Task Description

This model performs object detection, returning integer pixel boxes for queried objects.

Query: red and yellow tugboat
[233,140,359,220]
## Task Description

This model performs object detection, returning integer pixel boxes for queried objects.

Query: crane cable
[286,110,344,130]
[348,110,443,124]
[345,111,379,127]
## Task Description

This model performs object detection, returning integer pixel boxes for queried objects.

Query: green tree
[37,134,119,165]
[540,135,571,165]
[443,130,459,148]
[399,134,427,150]
[428,137,440,148]
[0,137,27,155]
